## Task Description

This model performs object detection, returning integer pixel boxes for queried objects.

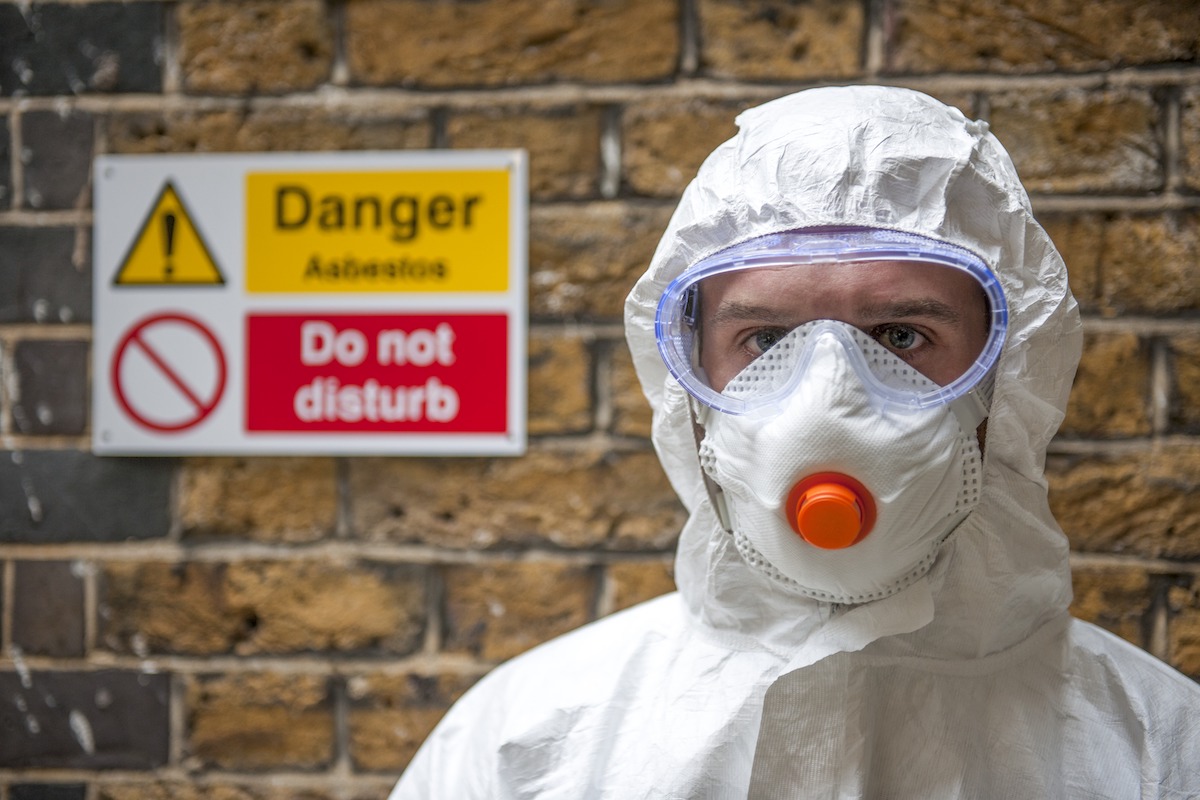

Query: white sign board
[93,150,527,456]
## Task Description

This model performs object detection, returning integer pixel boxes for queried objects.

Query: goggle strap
[949,389,988,433]
[689,397,733,534]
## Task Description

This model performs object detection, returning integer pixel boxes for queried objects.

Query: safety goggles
[654,228,1007,417]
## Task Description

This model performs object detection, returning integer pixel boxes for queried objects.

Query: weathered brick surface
[14,341,88,433]
[1167,580,1200,678]
[1069,565,1153,647]
[178,0,334,96]
[12,561,85,657]
[623,99,748,198]
[888,0,1200,74]
[98,785,386,800]
[529,203,673,319]
[1096,212,1200,315]
[178,457,337,543]
[349,448,685,550]
[12,339,90,436]
[0,226,92,324]
[1184,87,1200,193]
[1169,335,1200,432]
[446,105,603,200]
[345,0,679,88]
[346,671,479,771]
[1039,212,1200,316]
[988,88,1161,194]
[12,786,86,800]
[0,452,172,543]
[186,672,334,769]
[1040,213,1101,312]
[3,1,1200,793]
[442,561,597,661]
[608,558,676,612]
[609,343,654,438]
[0,670,169,768]
[1060,332,1151,438]
[21,109,94,210]
[0,3,163,96]
[107,107,433,154]
[1047,447,1200,559]
[698,0,864,81]
[528,331,592,435]
[0,115,11,208]
[101,560,427,656]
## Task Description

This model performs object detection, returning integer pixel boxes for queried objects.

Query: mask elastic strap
[688,398,733,534]
[947,370,995,434]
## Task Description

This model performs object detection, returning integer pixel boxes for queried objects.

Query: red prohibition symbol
[111,312,227,432]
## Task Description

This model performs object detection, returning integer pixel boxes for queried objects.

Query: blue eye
[752,329,786,354]
[877,325,924,351]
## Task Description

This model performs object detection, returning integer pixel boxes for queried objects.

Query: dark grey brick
[0,451,173,543]
[11,784,87,800]
[0,670,169,768]
[0,3,164,96]
[0,116,12,209]
[12,340,89,436]
[22,110,94,210]
[12,561,86,657]
[0,227,92,324]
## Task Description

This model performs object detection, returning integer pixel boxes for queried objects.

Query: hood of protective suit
[625,85,1082,663]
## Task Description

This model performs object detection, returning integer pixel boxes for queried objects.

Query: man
[391,86,1200,798]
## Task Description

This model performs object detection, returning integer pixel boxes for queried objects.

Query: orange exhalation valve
[786,473,877,550]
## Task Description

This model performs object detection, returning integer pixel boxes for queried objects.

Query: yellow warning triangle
[113,181,225,286]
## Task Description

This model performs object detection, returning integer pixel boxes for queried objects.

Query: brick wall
[0,0,1197,796]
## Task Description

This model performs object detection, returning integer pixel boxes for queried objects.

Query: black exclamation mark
[163,212,177,280]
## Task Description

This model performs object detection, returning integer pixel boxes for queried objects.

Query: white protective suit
[391,86,1200,798]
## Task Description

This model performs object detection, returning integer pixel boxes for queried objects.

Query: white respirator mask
[655,228,1007,604]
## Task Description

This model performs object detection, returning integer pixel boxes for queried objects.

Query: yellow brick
[186,672,334,769]
[347,671,480,771]
[349,448,685,550]
[530,202,673,319]
[441,561,596,661]
[988,88,1161,193]
[345,0,678,87]
[178,457,337,543]
[888,0,1200,74]
[528,330,592,435]
[623,99,748,198]
[1047,447,1200,559]
[447,105,603,200]
[698,0,864,80]
[179,0,334,95]
[1069,565,1152,648]
[609,559,676,613]
[1061,332,1151,438]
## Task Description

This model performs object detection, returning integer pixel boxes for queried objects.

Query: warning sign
[244,314,507,433]
[112,313,227,432]
[113,182,225,286]
[92,150,527,456]
[245,170,510,294]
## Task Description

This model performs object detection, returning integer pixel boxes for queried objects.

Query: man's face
[697,261,991,392]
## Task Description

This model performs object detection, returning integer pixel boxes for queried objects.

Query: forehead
[698,260,987,323]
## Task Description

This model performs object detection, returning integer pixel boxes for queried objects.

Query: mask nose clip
[787,472,877,549]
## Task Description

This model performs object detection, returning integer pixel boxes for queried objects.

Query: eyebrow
[855,299,964,325]
[706,298,965,328]
[705,301,795,328]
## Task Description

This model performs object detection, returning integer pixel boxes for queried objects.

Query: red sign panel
[245,314,508,433]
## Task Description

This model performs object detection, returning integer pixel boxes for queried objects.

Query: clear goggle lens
[654,228,1008,416]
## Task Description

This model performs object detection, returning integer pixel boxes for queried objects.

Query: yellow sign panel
[113,182,225,286]
[244,169,511,293]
